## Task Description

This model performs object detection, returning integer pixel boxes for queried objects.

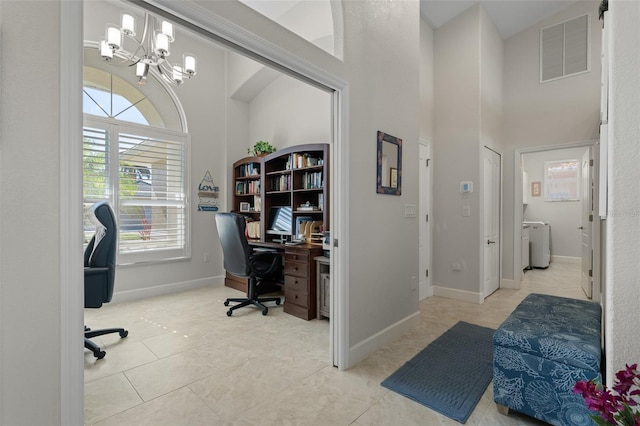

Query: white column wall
[605,0,640,381]
[1,1,64,423]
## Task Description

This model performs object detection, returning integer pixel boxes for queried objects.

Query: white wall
[432,4,503,301]
[0,1,65,423]
[433,6,482,297]
[480,6,504,153]
[502,1,601,281]
[248,74,331,149]
[605,0,640,381]
[419,18,434,143]
[339,0,420,353]
[83,1,228,300]
[522,147,588,258]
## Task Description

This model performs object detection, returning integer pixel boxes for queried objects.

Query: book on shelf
[298,206,320,211]
[253,195,261,212]
[238,163,260,177]
[246,220,261,240]
[301,171,323,189]
[291,153,322,169]
[269,175,291,191]
[235,180,260,195]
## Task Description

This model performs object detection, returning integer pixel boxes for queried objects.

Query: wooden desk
[223,241,323,320]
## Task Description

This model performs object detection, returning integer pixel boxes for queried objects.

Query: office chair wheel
[275,299,281,305]
[224,300,230,306]
[227,310,233,317]
[119,330,128,338]
[95,350,106,360]
[262,308,268,315]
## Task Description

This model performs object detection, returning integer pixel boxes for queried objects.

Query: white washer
[524,221,550,268]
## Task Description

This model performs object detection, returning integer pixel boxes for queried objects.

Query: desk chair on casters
[215,213,283,316]
[84,201,128,359]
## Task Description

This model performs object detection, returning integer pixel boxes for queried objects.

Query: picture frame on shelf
[239,202,251,212]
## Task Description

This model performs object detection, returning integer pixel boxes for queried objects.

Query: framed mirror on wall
[376,131,402,195]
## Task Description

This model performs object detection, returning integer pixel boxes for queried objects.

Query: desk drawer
[285,287,310,307]
[284,251,309,263]
[284,260,308,278]
[284,275,309,294]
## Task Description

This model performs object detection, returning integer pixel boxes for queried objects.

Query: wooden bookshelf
[229,144,329,320]
[231,144,329,241]
[262,143,329,241]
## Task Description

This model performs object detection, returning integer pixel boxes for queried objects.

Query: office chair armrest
[84,267,109,277]
[248,252,281,275]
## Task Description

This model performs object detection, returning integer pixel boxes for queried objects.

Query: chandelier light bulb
[183,54,196,76]
[154,32,170,58]
[172,65,184,85]
[105,24,122,50]
[161,21,175,43]
[121,12,136,36]
[136,62,149,84]
[99,40,113,60]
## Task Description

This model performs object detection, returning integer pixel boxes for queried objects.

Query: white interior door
[483,147,500,297]
[581,149,593,298]
[419,142,432,300]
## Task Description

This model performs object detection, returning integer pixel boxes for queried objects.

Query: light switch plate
[404,204,417,218]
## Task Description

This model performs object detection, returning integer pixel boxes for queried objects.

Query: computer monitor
[266,207,293,239]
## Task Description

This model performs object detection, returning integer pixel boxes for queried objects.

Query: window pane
[118,132,186,253]
[83,127,110,200]
[83,127,110,244]
[544,160,579,201]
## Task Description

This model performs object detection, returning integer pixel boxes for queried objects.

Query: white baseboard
[551,255,581,264]
[348,311,420,368]
[433,285,483,304]
[500,278,518,289]
[111,276,225,304]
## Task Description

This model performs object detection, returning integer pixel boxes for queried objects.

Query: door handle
[577,226,584,230]
[487,240,496,245]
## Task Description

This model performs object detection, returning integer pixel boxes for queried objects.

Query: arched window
[83,47,190,264]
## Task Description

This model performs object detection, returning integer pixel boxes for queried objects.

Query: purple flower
[573,363,640,426]
[614,364,639,397]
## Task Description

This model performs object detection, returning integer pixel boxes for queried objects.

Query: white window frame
[84,116,191,265]
[544,159,580,202]
[540,13,591,84]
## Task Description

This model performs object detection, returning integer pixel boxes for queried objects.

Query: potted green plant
[248,140,276,156]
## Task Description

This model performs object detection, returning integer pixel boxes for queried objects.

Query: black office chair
[215,213,283,316]
[84,201,128,359]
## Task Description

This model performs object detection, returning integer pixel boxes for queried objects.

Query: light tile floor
[85,259,587,425]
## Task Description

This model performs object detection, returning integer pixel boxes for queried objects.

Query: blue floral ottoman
[493,293,602,426]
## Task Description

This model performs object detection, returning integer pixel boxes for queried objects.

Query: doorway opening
[515,141,599,301]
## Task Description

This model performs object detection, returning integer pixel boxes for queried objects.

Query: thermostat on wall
[460,181,473,194]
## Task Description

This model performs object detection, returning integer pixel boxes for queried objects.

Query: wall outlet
[463,206,471,217]
[203,252,210,263]
[410,276,417,291]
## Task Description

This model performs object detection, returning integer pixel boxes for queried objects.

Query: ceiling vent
[540,14,590,83]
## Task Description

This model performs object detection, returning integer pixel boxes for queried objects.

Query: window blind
[83,119,189,263]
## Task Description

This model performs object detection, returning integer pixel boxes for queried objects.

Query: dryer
[523,221,550,268]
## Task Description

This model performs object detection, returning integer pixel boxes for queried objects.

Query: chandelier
[99,11,197,86]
